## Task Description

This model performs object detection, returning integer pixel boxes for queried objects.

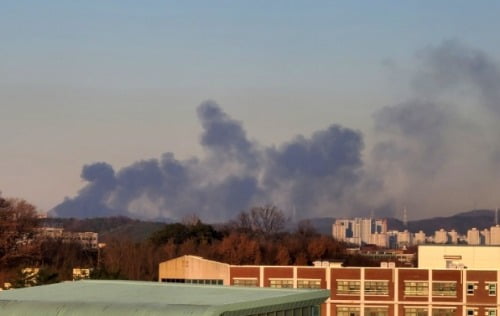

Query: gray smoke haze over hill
[371,40,500,217]
[52,41,500,221]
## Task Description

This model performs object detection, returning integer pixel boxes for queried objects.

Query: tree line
[0,197,378,287]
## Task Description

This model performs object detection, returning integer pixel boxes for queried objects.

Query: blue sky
[1,1,500,219]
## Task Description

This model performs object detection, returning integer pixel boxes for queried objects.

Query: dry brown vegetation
[0,198,377,286]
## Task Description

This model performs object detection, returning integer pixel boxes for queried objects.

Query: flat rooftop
[0,280,329,316]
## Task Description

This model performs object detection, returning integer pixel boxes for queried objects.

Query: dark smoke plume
[52,40,500,221]
[52,101,364,221]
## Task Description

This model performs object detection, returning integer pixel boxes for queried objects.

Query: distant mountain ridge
[42,209,499,240]
[306,209,498,235]
[402,209,497,235]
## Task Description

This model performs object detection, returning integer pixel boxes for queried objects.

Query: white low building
[419,244,500,269]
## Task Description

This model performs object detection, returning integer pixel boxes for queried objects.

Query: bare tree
[248,205,286,235]
[0,198,40,268]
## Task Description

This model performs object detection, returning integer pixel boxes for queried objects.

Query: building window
[337,280,361,295]
[404,281,429,296]
[297,279,321,289]
[467,283,475,295]
[432,282,457,296]
[365,280,389,295]
[233,278,258,287]
[269,279,293,288]
[486,309,496,316]
[405,307,428,316]
[432,308,456,316]
[365,307,388,316]
[337,306,360,316]
[467,309,477,316]
[487,283,497,295]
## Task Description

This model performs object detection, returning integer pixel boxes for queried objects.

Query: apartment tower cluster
[332,218,388,246]
[333,217,500,248]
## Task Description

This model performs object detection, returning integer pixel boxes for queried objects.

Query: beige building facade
[158,255,230,285]
[419,245,500,269]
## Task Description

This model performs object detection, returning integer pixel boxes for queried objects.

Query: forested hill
[41,216,167,242]
[41,209,498,240]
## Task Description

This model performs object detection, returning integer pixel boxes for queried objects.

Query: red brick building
[160,256,499,316]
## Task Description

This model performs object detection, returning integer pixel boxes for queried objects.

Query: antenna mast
[403,206,408,227]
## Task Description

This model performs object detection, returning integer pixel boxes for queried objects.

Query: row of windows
[337,280,497,297]
[233,278,322,289]
[337,280,389,296]
[467,282,497,295]
[233,277,497,298]
[337,307,497,316]
[270,279,293,288]
[234,278,259,287]
[298,279,322,289]
[161,278,223,285]
[404,282,429,296]
[467,309,497,316]
[365,281,389,295]
[247,305,320,316]
[432,282,457,297]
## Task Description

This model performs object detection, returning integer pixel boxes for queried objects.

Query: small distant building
[481,228,491,245]
[369,232,388,248]
[467,227,481,245]
[37,228,99,249]
[434,228,449,244]
[72,268,93,281]
[448,229,458,244]
[491,225,500,245]
[37,227,64,239]
[64,232,99,249]
[397,230,412,247]
[20,268,40,287]
[413,230,426,244]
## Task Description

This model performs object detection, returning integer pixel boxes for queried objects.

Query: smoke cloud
[52,40,500,221]
[370,40,500,217]
[53,100,364,221]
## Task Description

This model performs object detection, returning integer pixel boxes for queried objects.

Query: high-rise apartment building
[369,232,388,248]
[482,228,491,245]
[396,230,412,247]
[332,218,387,246]
[413,230,426,244]
[468,228,481,245]
[448,229,459,244]
[491,225,500,245]
[434,228,449,244]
